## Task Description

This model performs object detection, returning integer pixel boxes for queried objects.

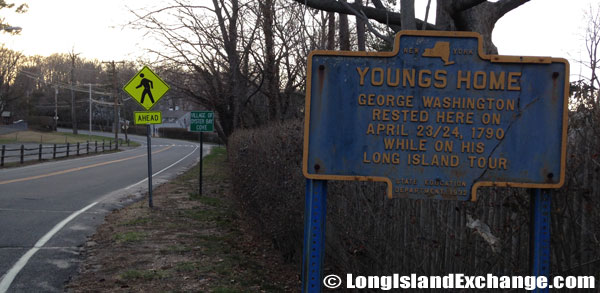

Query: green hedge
[158,127,222,144]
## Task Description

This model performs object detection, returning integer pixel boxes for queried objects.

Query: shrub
[228,120,305,262]
[227,119,553,277]
[127,125,148,136]
[27,116,54,132]
[158,127,222,144]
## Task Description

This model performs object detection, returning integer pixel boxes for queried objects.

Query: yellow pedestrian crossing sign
[123,66,170,110]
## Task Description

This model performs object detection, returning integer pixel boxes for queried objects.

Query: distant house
[155,110,190,131]
[1,111,12,125]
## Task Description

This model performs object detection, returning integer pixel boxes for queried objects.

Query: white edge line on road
[0,201,98,293]
[0,143,203,292]
[124,144,200,190]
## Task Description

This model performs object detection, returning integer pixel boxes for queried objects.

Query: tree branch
[491,0,529,21]
[370,0,386,10]
[453,0,487,12]
[339,0,394,43]
[292,0,435,31]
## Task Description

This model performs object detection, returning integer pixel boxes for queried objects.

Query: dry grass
[66,147,299,292]
[0,130,122,144]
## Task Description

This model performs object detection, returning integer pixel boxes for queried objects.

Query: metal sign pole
[190,110,214,196]
[123,65,169,209]
[199,132,203,195]
[301,179,327,293]
[147,124,153,208]
[530,188,551,292]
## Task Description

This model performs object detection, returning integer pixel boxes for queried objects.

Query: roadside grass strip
[66,147,299,292]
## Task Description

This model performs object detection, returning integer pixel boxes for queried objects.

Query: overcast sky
[0,0,163,61]
[0,0,596,80]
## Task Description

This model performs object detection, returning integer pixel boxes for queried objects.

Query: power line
[102,60,126,149]
[18,69,131,104]
[19,70,112,95]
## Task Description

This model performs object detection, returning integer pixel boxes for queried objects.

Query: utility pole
[69,50,80,135]
[121,92,129,144]
[54,86,58,131]
[88,83,92,138]
[103,60,125,150]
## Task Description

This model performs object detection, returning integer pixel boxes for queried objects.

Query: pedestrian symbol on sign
[136,74,154,103]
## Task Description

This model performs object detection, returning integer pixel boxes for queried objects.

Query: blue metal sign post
[302,179,327,292]
[301,31,568,292]
[530,189,551,293]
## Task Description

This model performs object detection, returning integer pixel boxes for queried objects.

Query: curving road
[0,130,211,292]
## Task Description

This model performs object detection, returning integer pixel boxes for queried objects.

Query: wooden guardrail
[0,139,129,167]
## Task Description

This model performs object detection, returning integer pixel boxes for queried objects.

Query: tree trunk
[400,0,416,30]
[261,0,280,121]
[327,12,336,50]
[455,2,498,54]
[213,0,244,131]
[294,0,529,54]
[320,11,328,49]
[339,13,350,50]
[356,0,366,51]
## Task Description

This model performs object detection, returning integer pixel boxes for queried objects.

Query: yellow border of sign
[302,30,569,202]
[134,111,162,125]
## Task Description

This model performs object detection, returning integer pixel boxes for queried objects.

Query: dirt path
[66,147,299,292]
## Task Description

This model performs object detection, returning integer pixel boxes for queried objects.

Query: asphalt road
[0,130,212,292]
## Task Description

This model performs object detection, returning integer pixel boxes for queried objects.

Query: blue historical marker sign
[302,31,569,201]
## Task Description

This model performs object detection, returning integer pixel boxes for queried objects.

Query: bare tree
[0,46,23,114]
[0,1,27,34]
[260,0,280,121]
[128,0,317,142]
[559,3,600,275]
[128,0,259,144]
[292,0,529,54]
[584,3,600,106]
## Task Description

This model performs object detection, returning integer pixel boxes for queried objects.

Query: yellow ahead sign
[123,66,170,110]
[134,111,162,125]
